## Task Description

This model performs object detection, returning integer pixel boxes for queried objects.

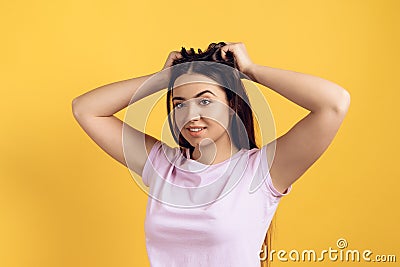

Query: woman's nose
[186,103,201,121]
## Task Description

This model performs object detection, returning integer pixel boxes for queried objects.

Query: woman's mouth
[186,127,206,137]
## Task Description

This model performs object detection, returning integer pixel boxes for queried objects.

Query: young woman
[72,42,350,267]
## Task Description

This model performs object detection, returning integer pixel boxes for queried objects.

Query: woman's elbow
[72,97,84,118]
[333,88,351,115]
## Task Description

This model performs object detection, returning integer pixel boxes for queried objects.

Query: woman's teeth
[189,128,203,132]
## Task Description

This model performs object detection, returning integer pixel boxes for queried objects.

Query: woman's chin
[187,138,215,148]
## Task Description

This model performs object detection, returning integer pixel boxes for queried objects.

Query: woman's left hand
[220,42,255,75]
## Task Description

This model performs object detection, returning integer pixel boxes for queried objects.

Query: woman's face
[171,74,233,148]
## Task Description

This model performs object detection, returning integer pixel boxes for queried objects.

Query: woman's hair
[166,41,275,267]
[167,42,257,153]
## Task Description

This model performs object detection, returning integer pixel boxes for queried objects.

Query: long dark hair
[166,42,274,267]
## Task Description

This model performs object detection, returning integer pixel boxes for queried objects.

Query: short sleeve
[141,140,163,187]
[259,144,292,198]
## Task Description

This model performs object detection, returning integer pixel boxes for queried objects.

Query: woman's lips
[186,127,206,137]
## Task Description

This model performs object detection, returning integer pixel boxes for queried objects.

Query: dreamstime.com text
[259,238,396,263]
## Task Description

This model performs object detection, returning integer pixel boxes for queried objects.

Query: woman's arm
[72,51,182,176]
[245,64,350,194]
[221,40,350,193]
[72,71,167,117]
[220,42,350,194]
[244,64,350,114]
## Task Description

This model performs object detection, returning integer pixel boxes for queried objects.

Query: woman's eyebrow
[172,90,216,101]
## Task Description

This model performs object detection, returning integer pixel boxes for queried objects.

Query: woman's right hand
[160,51,183,80]
[161,51,182,71]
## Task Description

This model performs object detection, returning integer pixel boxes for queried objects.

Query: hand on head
[219,42,255,75]
[162,42,255,77]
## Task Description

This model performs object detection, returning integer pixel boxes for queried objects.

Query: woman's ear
[228,96,237,115]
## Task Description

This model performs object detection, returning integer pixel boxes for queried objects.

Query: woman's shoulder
[147,140,183,161]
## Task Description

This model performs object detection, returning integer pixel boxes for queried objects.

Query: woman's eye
[200,99,211,105]
[174,103,184,109]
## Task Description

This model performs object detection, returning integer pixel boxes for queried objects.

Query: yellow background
[1,0,399,266]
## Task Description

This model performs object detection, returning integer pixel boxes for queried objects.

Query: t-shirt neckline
[182,147,248,168]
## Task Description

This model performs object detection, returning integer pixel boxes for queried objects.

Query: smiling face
[171,74,234,150]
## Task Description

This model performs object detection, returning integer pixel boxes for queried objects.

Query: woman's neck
[191,139,240,165]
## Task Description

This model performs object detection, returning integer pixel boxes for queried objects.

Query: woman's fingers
[220,42,253,73]
[221,45,232,60]
[221,49,227,60]
[220,42,239,60]
[162,51,183,70]
[170,51,183,62]
[172,51,183,59]
[221,45,235,61]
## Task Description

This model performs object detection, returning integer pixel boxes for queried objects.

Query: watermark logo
[259,238,396,263]
[336,238,348,249]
